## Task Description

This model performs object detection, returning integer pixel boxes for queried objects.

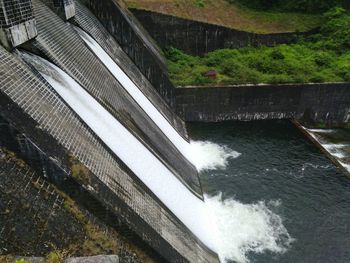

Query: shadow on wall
[175,83,350,127]
[130,9,318,56]
[86,0,177,107]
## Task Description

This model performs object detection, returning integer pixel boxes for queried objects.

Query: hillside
[165,8,350,86]
[125,0,323,33]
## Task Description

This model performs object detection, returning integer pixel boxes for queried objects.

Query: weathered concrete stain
[175,83,350,126]
[0,0,37,49]
[130,9,317,56]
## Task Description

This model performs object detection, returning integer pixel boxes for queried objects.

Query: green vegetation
[45,251,68,263]
[62,194,154,262]
[195,0,205,8]
[62,193,119,256]
[228,0,349,13]
[68,154,91,185]
[126,0,322,33]
[1,148,27,168]
[166,8,350,86]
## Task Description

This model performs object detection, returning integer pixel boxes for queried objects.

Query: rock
[65,255,119,263]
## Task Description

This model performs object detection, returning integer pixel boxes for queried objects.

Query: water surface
[189,121,350,263]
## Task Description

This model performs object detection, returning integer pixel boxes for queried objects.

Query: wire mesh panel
[39,0,75,20]
[0,41,219,262]
[29,0,202,196]
[0,0,37,48]
[87,0,176,107]
[73,0,188,139]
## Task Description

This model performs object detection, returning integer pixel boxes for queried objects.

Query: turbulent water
[22,27,350,263]
[23,52,220,251]
[21,43,241,256]
[189,121,350,263]
[306,128,350,173]
[74,27,236,172]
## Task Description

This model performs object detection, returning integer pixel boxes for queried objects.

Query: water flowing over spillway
[23,51,288,263]
[22,52,218,253]
[21,33,296,263]
[74,26,239,171]
[305,128,350,173]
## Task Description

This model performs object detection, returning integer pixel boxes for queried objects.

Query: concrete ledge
[64,2,76,20]
[291,120,350,178]
[66,255,119,263]
[0,19,37,49]
[12,256,119,263]
[87,0,176,106]
[175,83,350,126]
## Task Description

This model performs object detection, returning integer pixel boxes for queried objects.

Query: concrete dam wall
[0,0,219,262]
[175,84,350,126]
[86,0,177,107]
[129,9,316,56]
[1,0,348,261]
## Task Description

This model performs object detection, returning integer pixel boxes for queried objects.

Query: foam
[26,53,218,252]
[308,129,336,133]
[340,162,350,172]
[75,26,238,171]
[189,141,241,171]
[206,195,294,263]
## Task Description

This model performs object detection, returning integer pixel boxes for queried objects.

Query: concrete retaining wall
[0,0,37,49]
[0,10,218,260]
[29,0,201,197]
[130,9,316,56]
[87,0,177,106]
[175,83,350,126]
[73,0,188,139]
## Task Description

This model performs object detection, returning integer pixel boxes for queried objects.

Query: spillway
[74,26,192,160]
[22,52,218,253]
[28,0,203,196]
[74,25,239,172]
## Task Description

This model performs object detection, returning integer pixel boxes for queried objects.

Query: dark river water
[188,120,350,263]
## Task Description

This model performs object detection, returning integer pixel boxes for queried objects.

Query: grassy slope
[165,9,350,86]
[125,0,322,33]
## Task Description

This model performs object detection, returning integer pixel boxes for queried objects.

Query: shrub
[227,0,348,13]
[165,10,350,86]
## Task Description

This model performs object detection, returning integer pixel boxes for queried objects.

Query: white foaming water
[25,40,291,262]
[323,144,348,149]
[308,129,336,133]
[25,51,293,263]
[340,162,350,172]
[305,128,350,174]
[206,195,294,263]
[74,26,238,171]
[321,144,346,159]
[189,141,241,171]
[25,53,218,252]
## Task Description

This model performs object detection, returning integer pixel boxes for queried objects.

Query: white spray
[74,26,238,171]
[23,37,293,262]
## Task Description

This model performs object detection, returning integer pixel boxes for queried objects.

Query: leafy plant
[166,9,350,86]
[227,0,348,13]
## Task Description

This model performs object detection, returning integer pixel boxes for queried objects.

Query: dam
[0,0,220,261]
[0,0,349,262]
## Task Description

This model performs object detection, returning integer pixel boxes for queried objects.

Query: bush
[228,0,348,13]
[165,10,350,86]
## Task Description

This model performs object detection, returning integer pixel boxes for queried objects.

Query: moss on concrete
[68,154,91,186]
